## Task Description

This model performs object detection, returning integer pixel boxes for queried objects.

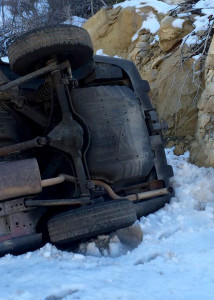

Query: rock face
[191,37,214,167]
[85,6,141,57]
[158,16,193,51]
[83,2,213,166]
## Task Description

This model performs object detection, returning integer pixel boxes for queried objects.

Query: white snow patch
[96,49,108,56]
[114,0,176,14]
[150,34,159,45]
[194,0,214,10]
[86,242,101,257]
[113,54,122,59]
[172,18,185,29]
[79,234,126,257]
[142,12,160,34]
[193,53,202,61]
[182,33,199,47]
[1,57,9,63]
[96,49,122,58]
[178,13,191,18]
[132,12,160,41]
[132,30,140,42]
[194,14,211,32]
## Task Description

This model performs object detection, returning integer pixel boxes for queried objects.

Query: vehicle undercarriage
[0,25,173,256]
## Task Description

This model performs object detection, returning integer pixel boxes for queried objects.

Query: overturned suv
[0,25,173,255]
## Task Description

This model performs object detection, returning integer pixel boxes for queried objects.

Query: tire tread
[48,200,137,244]
[8,24,93,75]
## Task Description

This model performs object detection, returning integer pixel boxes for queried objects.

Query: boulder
[158,16,193,52]
[84,7,142,57]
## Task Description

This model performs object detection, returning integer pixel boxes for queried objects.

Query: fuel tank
[71,85,154,183]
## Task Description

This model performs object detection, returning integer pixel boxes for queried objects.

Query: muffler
[0,159,76,201]
[0,158,42,201]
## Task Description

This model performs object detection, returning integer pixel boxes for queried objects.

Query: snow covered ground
[1,149,214,300]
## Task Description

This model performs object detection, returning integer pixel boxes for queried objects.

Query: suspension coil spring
[38,79,52,101]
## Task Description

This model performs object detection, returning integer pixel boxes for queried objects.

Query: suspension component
[38,79,52,101]
[0,136,48,156]
[49,67,90,197]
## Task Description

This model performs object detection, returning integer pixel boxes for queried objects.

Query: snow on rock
[113,0,214,50]
[96,49,108,56]
[114,0,175,14]
[142,12,160,34]
[1,149,214,299]
[113,54,123,59]
[182,0,214,46]
[132,12,160,41]
[172,18,185,29]
[192,53,202,60]
[96,49,122,59]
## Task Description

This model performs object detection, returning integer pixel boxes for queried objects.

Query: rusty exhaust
[39,176,172,203]
[91,179,172,202]
[42,176,172,202]
[0,158,76,201]
[0,158,75,200]
[0,158,42,201]
[0,157,172,203]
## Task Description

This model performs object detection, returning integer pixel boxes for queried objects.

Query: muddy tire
[48,199,137,245]
[8,24,94,76]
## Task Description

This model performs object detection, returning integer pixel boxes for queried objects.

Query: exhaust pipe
[0,158,172,206]
[91,179,173,202]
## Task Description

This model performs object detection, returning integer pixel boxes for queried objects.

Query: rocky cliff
[84,0,214,166]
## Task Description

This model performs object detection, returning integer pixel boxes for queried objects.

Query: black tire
[48,199,137,245]
[8,24,94,76]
